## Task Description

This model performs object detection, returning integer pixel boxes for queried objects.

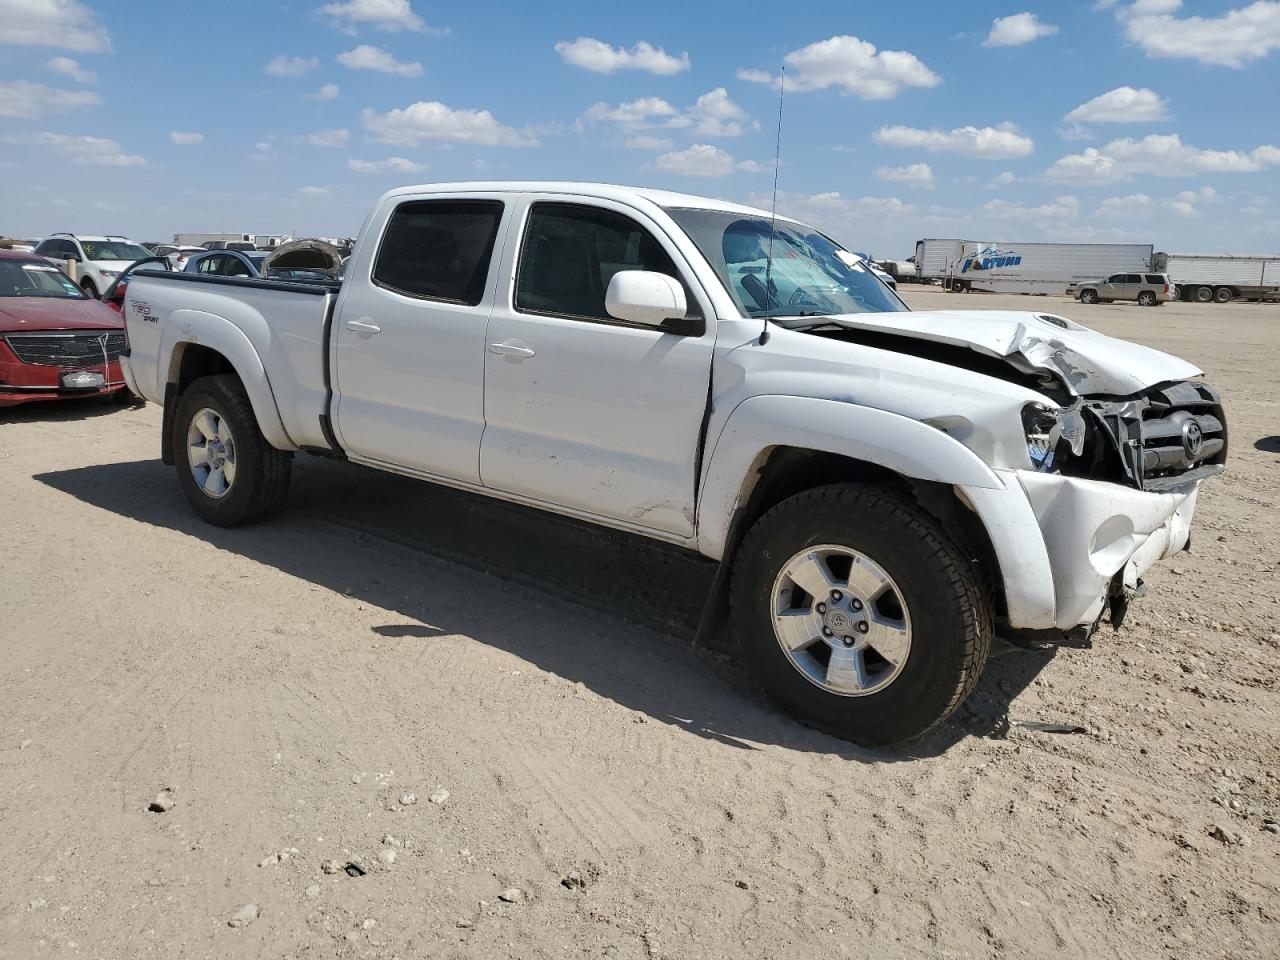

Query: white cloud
[1058,124,1095,141]
[337,44,422,76]
[874,162,935,188]
[873,122,1034,159]
[1097,193,1154,217]
[10,131,144,166]
[46,56,95,82]
[0,0,110,52]
[554,37,689,75]
[348,156,426,173]
[994,170,1018,184]
[319,0,443,34]
[1118,0,1280,67]
[983,12,1059,47]
[299,128,350,147]
[740,35,940,100]
[656,143,736,177]
[981,195,1081,221]
[1165,185,1217,217]
[624,134,673,150]
[298,185,330,196]
[363,101,537,147]
[581,96,678,127]
[1064,86,1171,123]
[265,54,319,76]
[1047,134,1280,182]
[0,80,98,117]
[581,88,756,139]
[308,83,340,100]
[169,131,203,145]
[684,87,757,137]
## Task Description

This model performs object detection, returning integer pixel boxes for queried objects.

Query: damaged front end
[1026,380,1228,493]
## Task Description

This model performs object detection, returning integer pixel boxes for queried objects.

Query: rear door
[331,194,510,484]
[479,196,715,538]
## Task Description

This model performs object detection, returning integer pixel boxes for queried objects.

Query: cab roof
[378,181,780,219]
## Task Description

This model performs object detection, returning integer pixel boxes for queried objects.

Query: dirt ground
[1,290,1278,960]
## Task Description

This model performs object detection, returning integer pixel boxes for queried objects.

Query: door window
[223,255,253,278]
[1144,274,1165,285]
[1123,274,1142,284]
[198,255,225,274]
[1106,274,1124,284]
[515,202,689,323]
[373,199,504,305]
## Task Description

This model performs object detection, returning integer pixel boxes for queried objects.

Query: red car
[0,250,128,407]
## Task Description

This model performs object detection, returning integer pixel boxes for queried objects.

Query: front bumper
[961,469,1201,632]
[0,355,126,407]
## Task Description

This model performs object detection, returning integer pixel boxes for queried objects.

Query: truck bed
[122,270,342,450]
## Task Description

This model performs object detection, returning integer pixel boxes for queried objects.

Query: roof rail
[49,231,76,238]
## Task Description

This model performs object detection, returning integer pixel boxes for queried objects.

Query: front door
[479,197,716,538]
[332,195,510,484]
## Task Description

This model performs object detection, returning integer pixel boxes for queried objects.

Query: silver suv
[1073,272,1173,306]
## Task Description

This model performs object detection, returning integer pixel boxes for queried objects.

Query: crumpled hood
[819,308,1202,396]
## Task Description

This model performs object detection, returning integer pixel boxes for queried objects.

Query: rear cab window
[373,199,504,305]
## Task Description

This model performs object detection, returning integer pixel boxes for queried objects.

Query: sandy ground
[1,290,1278,960]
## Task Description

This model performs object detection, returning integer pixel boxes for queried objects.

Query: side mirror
[605,270,687,327]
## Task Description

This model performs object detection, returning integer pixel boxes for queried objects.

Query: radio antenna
[759,67,785,345]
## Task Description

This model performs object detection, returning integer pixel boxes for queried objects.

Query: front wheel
[80,278,99,299]
[172,375,292,526]
[730,485,993,746]
[1079,289,1098,304]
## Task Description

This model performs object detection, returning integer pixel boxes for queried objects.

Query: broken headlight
[1022,401,1086,473]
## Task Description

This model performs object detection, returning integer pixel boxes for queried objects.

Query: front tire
[1080,289,1098,304]
[80,278,99,299]
[172,375,291,526]
[730,484,993,746]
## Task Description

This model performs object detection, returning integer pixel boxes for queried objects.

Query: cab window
[373,199,504,305]
[515,202,690,323]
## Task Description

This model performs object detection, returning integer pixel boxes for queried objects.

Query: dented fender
[694,394,1003,560]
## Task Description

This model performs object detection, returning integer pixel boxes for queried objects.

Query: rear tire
[1213,286,1233,303]
[80,278,99,299]
[172,375,291,527]
[1080,289,1099,304]
[1194,285,1213,303]
[730,484,993,746]
[1137,291,1156,307]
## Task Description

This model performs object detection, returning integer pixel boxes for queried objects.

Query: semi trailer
[1153,253,1280,303]
[914,239,1155,295]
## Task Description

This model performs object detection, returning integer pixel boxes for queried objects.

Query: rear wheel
[1213,286,1233,303]
[80,278,99,299]
[1194,285,1214,303]
[1080,289,1099,304]
[730,484,993,746]
[1137,291,1157,307]
[172,375,291,526]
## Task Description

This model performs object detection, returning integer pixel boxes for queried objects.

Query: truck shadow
[35,456,1057,761]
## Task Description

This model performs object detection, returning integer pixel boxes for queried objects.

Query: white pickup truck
[121,182,1226,745]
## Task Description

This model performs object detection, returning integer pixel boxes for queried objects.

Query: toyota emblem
[1182,419,1204,460]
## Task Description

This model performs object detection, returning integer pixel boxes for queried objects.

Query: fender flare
[161,309,295,450]
[695,395,1003,560]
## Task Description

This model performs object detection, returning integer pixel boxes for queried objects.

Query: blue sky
[1,0,1278,257]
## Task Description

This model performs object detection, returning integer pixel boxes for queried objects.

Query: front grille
[4,331,125,368]
[1139,381,1227,491]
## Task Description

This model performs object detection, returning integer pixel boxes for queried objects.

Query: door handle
[346,318,381,336]
[488,340,536,360]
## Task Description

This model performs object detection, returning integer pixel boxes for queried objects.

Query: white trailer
[914,239,1155,295]
[1153,253,1280,303]
[173,232,253,247]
